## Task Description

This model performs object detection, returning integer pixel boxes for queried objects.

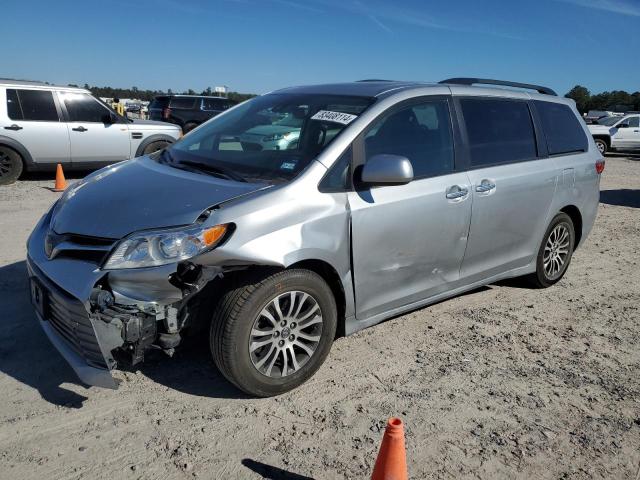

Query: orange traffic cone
[371,417,408,480]
[53,163,67,192]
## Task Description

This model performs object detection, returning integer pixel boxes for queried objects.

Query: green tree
[565,85,591,113]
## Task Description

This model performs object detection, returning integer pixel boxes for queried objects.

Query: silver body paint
[26,81,601,388]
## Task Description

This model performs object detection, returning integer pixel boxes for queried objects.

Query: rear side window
[6,89,59,121]
[460,98,537,167]
[535,101,588,155]
[364,99,454,178]
[169,97,196,109]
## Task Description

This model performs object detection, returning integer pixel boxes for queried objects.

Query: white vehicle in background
[588,114,640,154]
[0,80,182,185]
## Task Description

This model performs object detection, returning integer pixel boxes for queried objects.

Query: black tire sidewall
[0,147,23,185]
[212,270,337,397]
[534,213,575,288]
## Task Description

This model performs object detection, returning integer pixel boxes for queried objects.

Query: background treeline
[565,85,640,113]
[68,83,256,103]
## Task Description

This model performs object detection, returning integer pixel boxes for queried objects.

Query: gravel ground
[0,156,639,479]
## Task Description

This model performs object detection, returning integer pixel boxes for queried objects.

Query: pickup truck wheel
[142,140,170,155]
[210,269,337,397]
[0,146,23,186]
[526,213,575,288]
[594,138,608,155]
[183,122,198,134]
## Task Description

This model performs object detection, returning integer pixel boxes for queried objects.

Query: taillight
[162,107,171,120]
[595,159,605,174]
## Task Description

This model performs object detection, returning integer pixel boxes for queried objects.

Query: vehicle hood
[128,119,180,130]
[50,156,268,239]
[243,124,301,136]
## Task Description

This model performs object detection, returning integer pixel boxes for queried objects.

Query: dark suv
[148,95,235,133]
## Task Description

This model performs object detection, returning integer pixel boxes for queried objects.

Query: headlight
[103,224,229,270]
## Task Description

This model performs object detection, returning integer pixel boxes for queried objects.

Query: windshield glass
[165,93,374,183]
[597,116,622,126]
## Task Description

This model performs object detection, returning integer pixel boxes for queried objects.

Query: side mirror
[102,113,118,124]
[360,154,413,186]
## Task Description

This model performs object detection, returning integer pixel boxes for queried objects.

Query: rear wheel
[0,146,23,186]
[182,122,198,134]
[142,140,170,156]
[210,269,337,397]
[594,138,608,155]
[526,213,575,288]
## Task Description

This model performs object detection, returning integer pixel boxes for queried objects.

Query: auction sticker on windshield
[311,110,358,125]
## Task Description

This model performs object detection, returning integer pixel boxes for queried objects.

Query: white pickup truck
[588,114,640,154]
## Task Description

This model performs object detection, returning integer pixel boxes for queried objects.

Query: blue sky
[3,0,639,95]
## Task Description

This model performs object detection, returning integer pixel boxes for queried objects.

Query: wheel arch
[560,204,583,248]
[592,134,611,148]
[134,134,176,158]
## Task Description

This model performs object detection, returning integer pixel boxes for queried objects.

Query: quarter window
[461,98,537,166]
[364,100,454,178]
[6,89,59,121]
[62,93,111,122]
[534,101,588,155]
[201,98,231,111]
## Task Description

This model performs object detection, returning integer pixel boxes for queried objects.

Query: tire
[594,138,608,155]
[526,213,575,288]
[142,140,170,156]
[0,146,23,186]
[182,122,198,134]
[210,269,337,397]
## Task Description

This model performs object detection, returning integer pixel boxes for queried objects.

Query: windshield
[597,116,622,126]
[165,93,374,184]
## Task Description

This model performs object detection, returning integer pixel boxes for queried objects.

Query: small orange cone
[53,163,67,192]
[371,417,408,480]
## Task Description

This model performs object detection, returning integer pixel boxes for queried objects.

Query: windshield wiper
[177,160,248,183]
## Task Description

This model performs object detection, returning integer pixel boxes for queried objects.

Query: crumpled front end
[27,209,220,389]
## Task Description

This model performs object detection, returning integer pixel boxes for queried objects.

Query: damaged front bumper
[27,212,220,389]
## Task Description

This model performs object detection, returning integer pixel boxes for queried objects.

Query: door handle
[4,124,23,131]
[72,126,88,132]
[446,185,469,200]
[475,180,496,193]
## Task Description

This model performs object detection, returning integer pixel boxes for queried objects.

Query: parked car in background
[148,95,236,133]
[588,114,640,154]
[584,110,622,124]
[0,80,182,185]
[27,78,603,396]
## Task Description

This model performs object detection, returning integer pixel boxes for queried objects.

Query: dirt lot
[0,156,639,480]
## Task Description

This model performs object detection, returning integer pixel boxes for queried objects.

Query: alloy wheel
[543,223,571,280]
[249,291,323,378]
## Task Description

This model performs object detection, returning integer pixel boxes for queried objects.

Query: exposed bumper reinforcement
[37,312,118,389]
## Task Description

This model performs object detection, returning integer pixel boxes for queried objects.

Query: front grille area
[35,272,109,369]
[46,231,115,265]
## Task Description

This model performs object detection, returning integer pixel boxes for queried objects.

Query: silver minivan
[27,78,603,396]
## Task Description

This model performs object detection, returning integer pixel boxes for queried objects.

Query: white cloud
[556,0,640,17]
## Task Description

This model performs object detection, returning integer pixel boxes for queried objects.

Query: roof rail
[439,78,557,96]
[356,79,395,82]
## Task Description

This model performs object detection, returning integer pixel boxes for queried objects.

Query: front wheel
[142,140,171,155]
[210,269,337,397]
[526,213,575,288]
